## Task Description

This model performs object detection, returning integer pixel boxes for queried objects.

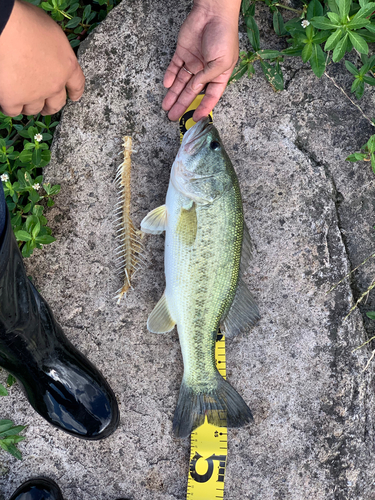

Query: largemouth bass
[141,118,259,437]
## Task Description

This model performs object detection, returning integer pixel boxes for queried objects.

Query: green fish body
[141,118,259,437]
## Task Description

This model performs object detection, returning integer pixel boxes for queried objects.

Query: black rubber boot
[0,210,119,439]
[9,478,64,500]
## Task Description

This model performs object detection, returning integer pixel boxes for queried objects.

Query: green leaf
[345,60,360,75]
[0,421,14,433]
[257,49,283,59]
[324,28,344,50]
[363,75,375,85]
[366,311,375,319]
[19,150,32,164]
[327,11,341,23]
[352,2,375,18]
[346,152,368,160]
[351,77,362,91]
[82,4,91,21]
[273,11,286,35]
[307,0,324,20]
[7,374,16,387]
[32,205,44,217]
[348,30,369,53]
[310,16,337,29]
[260,61,284,91]
[246,16,261,51]
[32,148,42,166]
[309,43,326,77]
[346,18,370,29]
[29,189,40,204]
[328,0,340,13]
[14,230,32,242]
[355,79,365,98]
[69,39,81,49]
[302,42,313,62]
[32,219,41,240]
[0,384,8,396]
[65,16,81,28]
[332,33,349,61]
[336,0,351,19]
[0,441,23,460]
[282,46,303,56]
[371,152,375,172]
[367,135,375,152]
[35,235,56,245]
[42,133,52,141]
[312,30,331,43]
[229,65,247,83]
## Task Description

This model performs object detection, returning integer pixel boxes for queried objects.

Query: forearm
[0,0,15,35]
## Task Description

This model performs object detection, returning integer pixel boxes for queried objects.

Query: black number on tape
[189,452,227,483]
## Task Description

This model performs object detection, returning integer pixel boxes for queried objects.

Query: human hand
[0,0,85,117]
[162,0,241,122]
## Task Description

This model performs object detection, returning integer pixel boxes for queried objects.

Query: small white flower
[1,173,9,182]
[34,133,43,142]
[32,183,41,190]
[301,19,310,28]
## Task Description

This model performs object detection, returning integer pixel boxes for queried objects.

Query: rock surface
[2,1,375,499]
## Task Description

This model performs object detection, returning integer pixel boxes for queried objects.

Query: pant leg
[0,181,6,237]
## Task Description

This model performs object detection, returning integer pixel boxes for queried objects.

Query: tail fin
[172,375,253,438]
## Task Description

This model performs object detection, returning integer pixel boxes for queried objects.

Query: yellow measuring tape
[179,96,228,500]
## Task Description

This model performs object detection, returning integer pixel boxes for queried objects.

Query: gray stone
[1,1,375,499]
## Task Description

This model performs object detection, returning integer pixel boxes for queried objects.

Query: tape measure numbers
[179,98,228,500]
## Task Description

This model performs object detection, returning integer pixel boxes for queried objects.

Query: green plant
[0,420,27,460]
[346,131,375,171]
[231,0,375,96]
[26,0,121,48]
[0,113,61,257]
[0,375,26,460]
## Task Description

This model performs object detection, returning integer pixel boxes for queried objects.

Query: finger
[166,82,200,122]
[0,104,23,117]
[192,79,229,122]
[21,100,46,116]
[66,60,85,102]
[40,89,67,116]
[162,66,194,112]
[191,57,231,92]
[163,52,185,89]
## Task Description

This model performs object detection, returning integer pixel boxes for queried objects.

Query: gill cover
[171,118,232,204]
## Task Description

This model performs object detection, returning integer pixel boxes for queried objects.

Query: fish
[141,118,260,438]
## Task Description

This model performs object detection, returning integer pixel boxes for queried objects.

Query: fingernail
[192,83,204,92]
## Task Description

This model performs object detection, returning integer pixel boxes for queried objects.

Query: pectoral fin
[176,203,197,246]
[147,293,176,333]
[141,205,167,234]
[221,278,260,338]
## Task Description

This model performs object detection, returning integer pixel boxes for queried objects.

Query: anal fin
[147,293,176,333]
[221,278,260,338]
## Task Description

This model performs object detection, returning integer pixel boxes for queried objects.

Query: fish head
[171,118,232,205]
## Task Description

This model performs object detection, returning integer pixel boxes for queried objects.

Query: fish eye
[210,141,221,151]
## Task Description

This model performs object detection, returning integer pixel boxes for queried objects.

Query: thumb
[66,62,85,102]
[191,58,226,92]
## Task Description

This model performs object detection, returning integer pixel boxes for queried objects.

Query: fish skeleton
[141,118,260,438]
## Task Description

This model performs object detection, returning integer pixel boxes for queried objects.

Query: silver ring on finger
[182,66,194,76]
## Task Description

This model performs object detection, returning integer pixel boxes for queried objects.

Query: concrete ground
[2,1,375,499]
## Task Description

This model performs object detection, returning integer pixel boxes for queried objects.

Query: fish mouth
[182,117,213,155]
